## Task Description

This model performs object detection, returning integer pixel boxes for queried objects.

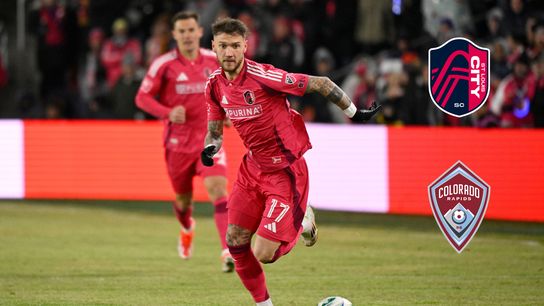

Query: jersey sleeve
[248,63,309,96]
[134,61,171,119]
[205,79,226,121]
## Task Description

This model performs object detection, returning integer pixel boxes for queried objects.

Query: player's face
[212,33,247,74]
[172,18,203,54]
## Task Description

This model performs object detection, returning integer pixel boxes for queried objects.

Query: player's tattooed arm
[204,119,224,153]
[305,76,352,110]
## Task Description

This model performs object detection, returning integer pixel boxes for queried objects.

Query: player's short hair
[171,11,199,28]
[212,18,248,38]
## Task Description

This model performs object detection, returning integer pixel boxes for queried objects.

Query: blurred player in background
[135,11,233,273]
[202,18,380,305]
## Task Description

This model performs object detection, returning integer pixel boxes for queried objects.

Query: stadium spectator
[263,14,304,72]
[0,53,6,88]
[491,52,536,127]
[79,28,107,113]
[531,54,544,127]
[299,47,336,123]
[354,0,394,55]
[482,8,506,44]
[135,11,233,272]
[144,14,170,67]
[29,0,76,100]
[110,53,143,119]
[202,17,380,306]
[101,18,142,88]
[502,0,528,38]
[422,0,473,40]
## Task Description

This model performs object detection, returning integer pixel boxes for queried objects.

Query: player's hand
[351,101,382,122]
[169,106,186,124]
[201,144,216,167]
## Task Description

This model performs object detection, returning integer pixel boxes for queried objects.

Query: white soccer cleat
[301,205,318,247]
[221,249,235,273]
[256,298,273,306]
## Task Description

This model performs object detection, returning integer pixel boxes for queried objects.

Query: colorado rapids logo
[428,38,490,117]
[428,161,490,253]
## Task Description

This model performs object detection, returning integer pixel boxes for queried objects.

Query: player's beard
[221,57,243,74]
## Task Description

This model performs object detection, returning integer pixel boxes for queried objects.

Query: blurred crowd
[0,0,543,128]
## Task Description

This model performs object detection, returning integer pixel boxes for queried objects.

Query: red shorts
[165,147,227,195]
[228,155,309,244]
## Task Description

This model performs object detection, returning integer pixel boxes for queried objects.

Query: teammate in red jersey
[201,18,381,305]
[135,11,233,273]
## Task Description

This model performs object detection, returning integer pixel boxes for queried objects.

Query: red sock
[213,197,228,249]
[172,203,192,230]
[228,243,269,303]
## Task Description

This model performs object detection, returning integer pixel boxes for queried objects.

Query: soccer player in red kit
[201,18,381,305]
[135,11,233,273]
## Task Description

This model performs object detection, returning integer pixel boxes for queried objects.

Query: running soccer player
[135,11,233,273]
[201,18,380,305]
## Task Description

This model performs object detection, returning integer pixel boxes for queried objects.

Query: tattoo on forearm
[306,76,352,109]
[205,120,224,152]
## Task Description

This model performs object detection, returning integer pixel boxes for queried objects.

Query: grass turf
[0,200,543,305]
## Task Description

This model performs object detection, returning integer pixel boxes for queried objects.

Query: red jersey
[136,48,219,153]
[206,59,312,172]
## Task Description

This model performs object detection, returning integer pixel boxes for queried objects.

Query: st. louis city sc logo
[428,161,490,253]
[428,38,490,117]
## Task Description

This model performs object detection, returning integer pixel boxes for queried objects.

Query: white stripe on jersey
[247,63,283,77]
[247,66,282,82]
[247,70,283,82]
[148,51,177,77]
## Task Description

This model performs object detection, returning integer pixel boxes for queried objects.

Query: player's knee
[254,247,275,264]
[206,184,227,202]
[226,226,251,247]
[174,194,192,210]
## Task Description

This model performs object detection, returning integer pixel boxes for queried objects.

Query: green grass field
[0,200,543,305]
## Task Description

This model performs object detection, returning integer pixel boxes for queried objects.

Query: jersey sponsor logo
[428,37,490,117]
[243,90,256,105]
[221,95,229,104]
[428,161,490,253]
[264,222,277,233]
[285,74,296,85]
[176,72,188,81]
[225,104,263,119]
[175,82,206,94]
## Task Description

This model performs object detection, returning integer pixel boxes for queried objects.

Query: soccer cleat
[178,218,195,259]
[220,249,235,273]
[301,205,318,247]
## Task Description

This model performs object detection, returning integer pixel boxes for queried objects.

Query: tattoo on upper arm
[306,76,352,109]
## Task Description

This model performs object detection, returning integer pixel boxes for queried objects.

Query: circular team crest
[243,90,256,105]
[428,37,490,117]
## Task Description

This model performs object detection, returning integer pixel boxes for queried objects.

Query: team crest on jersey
[428,161,490,253]
[243,90,256,105]
[285,74,296,85]
[203,68,211,78]
[428,38,490,117]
